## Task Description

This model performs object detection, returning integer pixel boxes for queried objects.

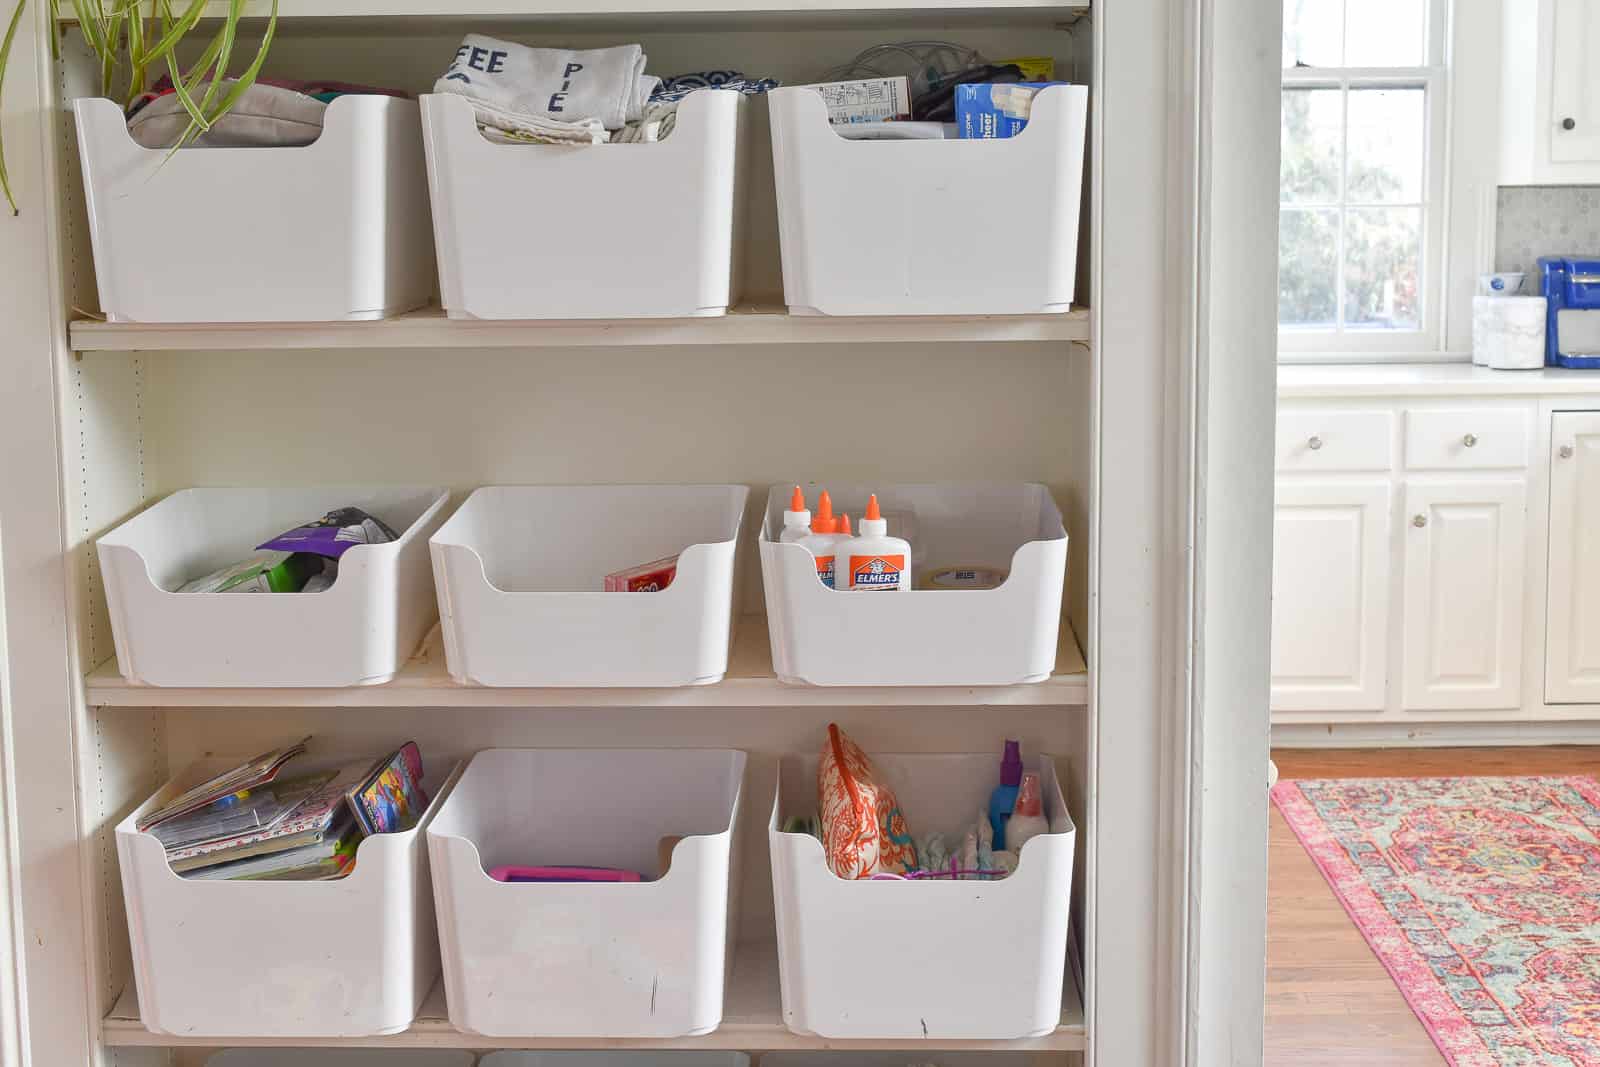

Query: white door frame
[1089,0,1277,1061]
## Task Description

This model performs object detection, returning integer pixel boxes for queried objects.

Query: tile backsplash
[1496,186,1600,273]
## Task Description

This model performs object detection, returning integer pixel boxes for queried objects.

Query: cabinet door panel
[1551,0,1600,163]
[1547,413,1600,702]
[1402,481,1526,710]
[1271,482,1390,711]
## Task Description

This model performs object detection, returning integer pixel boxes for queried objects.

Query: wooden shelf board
[84,615,1088,709]
[101,940,1086,1050]
[69,305,1091,353]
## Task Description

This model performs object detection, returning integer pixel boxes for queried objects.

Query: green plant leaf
[140,0,204,67]
[195,0,239,115]
[0,0,28,215]
[122,0,149,101]
[65,0,106,64]
[164,43,210,135]
[100,3,124,95]
[180,0,271,146]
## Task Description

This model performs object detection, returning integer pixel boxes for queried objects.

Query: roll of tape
[919,564,1009,591]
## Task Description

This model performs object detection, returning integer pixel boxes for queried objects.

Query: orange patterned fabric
[818,724,918,879]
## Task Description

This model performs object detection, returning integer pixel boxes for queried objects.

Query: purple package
[257,507,399,560]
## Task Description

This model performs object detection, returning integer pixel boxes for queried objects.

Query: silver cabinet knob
[1561,445,1575,459]
[1307,435,1323,451]
[1564,117,1578,131]
[1463,433,1478,448]
[1412,514,1428,528]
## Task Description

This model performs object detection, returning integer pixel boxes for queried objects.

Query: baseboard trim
[1273,720,1600,748]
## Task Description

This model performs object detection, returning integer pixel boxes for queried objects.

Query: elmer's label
[815,554,836,589]
[848,554,906,590]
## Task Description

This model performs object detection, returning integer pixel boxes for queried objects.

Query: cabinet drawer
[1404,408,1530,470]
[1276,409,1394,472]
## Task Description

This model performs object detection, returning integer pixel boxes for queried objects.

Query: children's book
[345,741,428,836]
[165,763,370,869]
[186,820,361,881]
[137,737,310,833]
[150,768,336,852]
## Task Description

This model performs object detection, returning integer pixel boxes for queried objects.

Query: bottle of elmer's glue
[841,494,911,591]
[779,486,811,543]
[805,491,840,588]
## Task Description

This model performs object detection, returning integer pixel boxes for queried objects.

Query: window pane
[1344,0,1425,66]
[1345,207,1421,330]
[1283,0,1342,67]
[1281,89,1342,203]
[1279,208,1340,328]
[1346,88,1424,202]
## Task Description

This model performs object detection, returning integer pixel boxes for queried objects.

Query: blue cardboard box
[955,82,1068,139]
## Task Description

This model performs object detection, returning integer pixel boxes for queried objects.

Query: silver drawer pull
[1561,445,1575,459]
[1462,433,1478,448]
[1307,435,1323,451]
[1412,514,1428,528]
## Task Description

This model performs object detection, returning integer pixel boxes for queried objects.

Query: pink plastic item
[489,865,643,883]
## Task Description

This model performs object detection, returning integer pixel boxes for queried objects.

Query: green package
[176,551,320,594]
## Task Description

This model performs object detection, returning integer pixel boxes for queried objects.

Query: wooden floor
[1266,746,1600,1066]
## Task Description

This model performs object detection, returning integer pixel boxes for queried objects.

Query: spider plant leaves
[194,0,238,115]
[175,0,274,150]
[138,0,206,74]
[206,0,274,117]
[1,0,280,212]
[99,2,122,95]
[123,0,143,98]
[0,0,28,214]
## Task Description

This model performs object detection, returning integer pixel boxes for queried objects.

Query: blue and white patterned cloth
[614,70,780,143]
[649,70,780,103]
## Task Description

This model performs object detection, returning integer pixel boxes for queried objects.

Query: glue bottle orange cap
[860,494,887,536]
[780,486,812,542]
[837,513,851,536]
[812,490,837,534]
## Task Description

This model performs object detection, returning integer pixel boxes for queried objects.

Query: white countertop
[1279,362,1600,398]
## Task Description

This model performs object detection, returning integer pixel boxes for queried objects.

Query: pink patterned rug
[1273,776,1600,1066]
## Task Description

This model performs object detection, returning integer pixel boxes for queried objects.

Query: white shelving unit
[0,0,1284,1061]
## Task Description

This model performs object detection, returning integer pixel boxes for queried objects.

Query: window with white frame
[1279,0,1448,357]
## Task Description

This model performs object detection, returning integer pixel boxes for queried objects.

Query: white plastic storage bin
[209,1052,476,1067]
[769,84,1088,316]
[421,90,745,319]
[74,96,435,323]
[481,1054,748,1067]
[430,485,747,686]
[97,486,450,687]
[769,752,1076,1040]
[763,1055,1017,1067]
[428,748,746,1037]
[118,758,462,1038]
[759,484,1067,686]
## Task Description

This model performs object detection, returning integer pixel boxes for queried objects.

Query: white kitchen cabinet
[1400,480,1526,710]
[1501,0,1600,183]
[1549,0,1600,164]
[1270,482,1391,712]
[1546,412,1600,703]
[1272,367,1600,741]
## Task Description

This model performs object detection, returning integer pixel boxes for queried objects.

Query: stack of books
[138,737,430,881]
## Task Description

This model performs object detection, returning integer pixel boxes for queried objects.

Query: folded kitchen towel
[435,34,659,133]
